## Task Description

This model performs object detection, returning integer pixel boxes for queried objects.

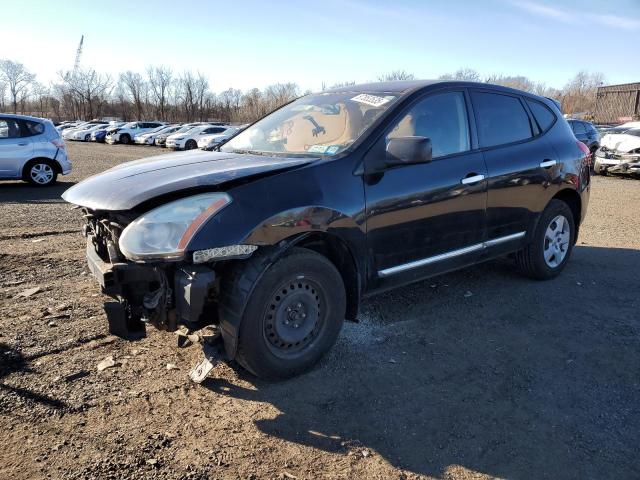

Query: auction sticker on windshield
[351,94,391,107]
[308,145,329,154]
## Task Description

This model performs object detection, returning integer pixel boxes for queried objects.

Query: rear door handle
[540,160,556,168]
[18,142,28,146]
[461,174,485,185]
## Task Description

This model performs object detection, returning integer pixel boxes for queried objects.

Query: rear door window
[525,99,556,133]
[22,120,45,136]
[572,122,586,134]
[470,92,533,148]
[0,119,22,138]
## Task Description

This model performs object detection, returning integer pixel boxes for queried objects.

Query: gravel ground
[1,141,639,480]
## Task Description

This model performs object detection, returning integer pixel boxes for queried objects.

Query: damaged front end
[595,146,640,175]
[82,208,219,340]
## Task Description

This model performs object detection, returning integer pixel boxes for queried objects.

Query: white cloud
[508,0,640,31]
[508,0,575,23]
[586,13,640,31]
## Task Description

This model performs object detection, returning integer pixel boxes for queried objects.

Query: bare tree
[561,71,605,115]
[377,70,415,82]
[194,72,209,121]
[147,66,172,120]
[31,82,49,117]
[0,60,35,113]
[0,79,6,111]
[120,71,146,120]
[58,68,113,119]
[439,68,481,82]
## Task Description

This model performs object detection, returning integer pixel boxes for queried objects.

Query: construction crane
[71,35,84,82]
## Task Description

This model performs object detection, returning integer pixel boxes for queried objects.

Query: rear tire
[84,134,90,141]
[24,160,58,186]
[220,247,346,380]
[515,199,575,280]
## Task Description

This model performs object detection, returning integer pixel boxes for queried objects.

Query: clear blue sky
[2,0,639,93]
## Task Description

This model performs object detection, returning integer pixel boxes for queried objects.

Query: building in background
[594,82,640,124]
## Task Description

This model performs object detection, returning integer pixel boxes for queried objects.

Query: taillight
[51,139,65,149]
[577,141,591,167]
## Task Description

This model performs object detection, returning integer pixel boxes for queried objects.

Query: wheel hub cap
[543,215,570,268]
[30,164,53,184]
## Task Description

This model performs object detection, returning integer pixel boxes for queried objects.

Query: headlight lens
[119,193,232,261]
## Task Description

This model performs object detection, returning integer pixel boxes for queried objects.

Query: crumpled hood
[601,133,640,153]
[62,150,313,211]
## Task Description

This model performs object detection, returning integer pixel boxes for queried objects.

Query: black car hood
[62,150,313,211]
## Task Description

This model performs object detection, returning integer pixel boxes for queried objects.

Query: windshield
[626,128,640,137]
[175,125,196,134]
[221,92,398,156]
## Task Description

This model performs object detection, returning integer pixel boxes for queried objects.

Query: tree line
[0,60,606,123]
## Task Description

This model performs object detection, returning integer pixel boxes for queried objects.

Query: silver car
[0,114,72,186]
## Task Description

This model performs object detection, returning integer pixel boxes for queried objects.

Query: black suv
[63,81,591,379]
[568,119,600,155]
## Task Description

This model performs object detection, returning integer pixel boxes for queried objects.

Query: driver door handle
[461,174,485,185]
[18,142,28,146]
[540,159,556,168]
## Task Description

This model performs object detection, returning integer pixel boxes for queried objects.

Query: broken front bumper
[595,150,640,174]
[85,239,216,339]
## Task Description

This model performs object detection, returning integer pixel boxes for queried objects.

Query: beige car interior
[277,102,366,152]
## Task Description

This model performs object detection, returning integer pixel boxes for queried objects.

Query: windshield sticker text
[351,94,391,107]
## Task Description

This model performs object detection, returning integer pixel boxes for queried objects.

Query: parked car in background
[134,124,181,145]
[594,127,640,175]
[1,113,71,186]
[69,123,112,142]
[56,121,82,133]
[198,126,243,150]
[154,123,200,147]
[568,119,600,156]
[62,120,109,140]
[63,80,591,379]
[105,122,165,145]
[166,124,229,150]
[91,122,125,142]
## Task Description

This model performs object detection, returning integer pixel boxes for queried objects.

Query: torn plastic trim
[192,244,258,263]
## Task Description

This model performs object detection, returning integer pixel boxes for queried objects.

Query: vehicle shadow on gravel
[205,245,640,480]
[0,182,74,204]
[0,343,67,410]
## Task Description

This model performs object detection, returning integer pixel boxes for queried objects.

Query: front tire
[120,134,131,145]
[185,139,197,150]
[515,199,575,280]
[221,248,346,380]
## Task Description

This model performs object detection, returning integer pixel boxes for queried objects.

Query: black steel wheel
[220,247,346,380]
[263,277,325,356]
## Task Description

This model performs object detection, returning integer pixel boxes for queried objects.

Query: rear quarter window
[22,120,45,136]
[525,99,556,133]
[470,92,533,148]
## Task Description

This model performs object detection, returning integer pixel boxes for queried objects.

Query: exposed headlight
[119,193,232,261]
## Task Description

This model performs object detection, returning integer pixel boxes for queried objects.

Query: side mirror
[385,136,432,167]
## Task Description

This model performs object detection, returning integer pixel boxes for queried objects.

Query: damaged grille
[82,209,132,263]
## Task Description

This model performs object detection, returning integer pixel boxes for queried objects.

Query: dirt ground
[1,141,638,480]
